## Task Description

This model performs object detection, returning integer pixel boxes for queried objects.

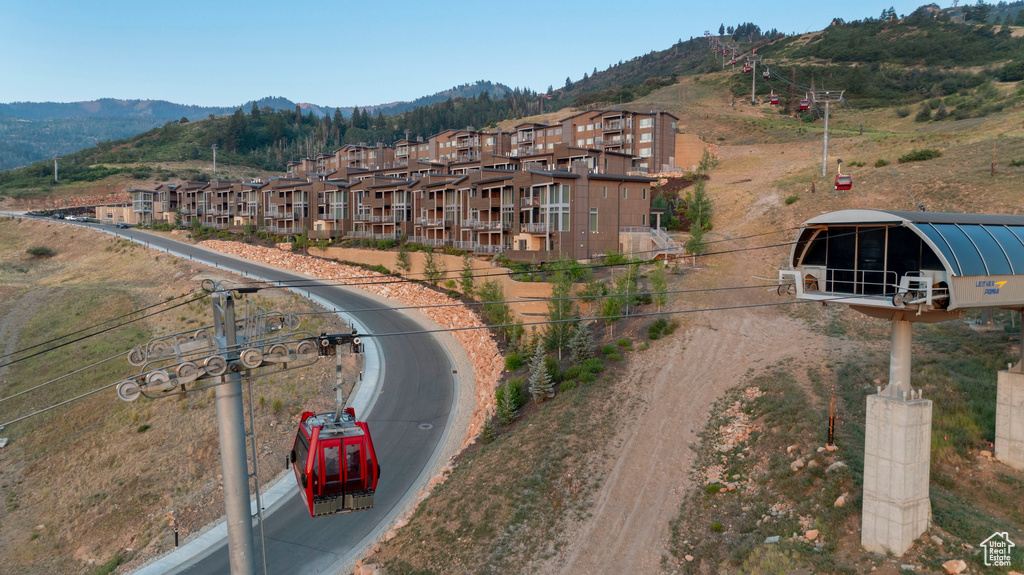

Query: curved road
[60,220,456,574]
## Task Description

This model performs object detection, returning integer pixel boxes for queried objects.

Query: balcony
[415,218,444,227]
[517,132,534,142]
[474,244,505,254]
[456,138,479,149]
[369,214,397,223]
[523,222,553,234]
[345,230,402,240]
[464,219,505,231]
[453,241,477,250]
[353,212,372,221]
[519,197,538,208]
[602,120,624,132]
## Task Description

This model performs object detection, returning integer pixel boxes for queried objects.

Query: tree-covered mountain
[0,82,512,171]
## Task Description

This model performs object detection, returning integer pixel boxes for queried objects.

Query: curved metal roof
[802,209,1024,277]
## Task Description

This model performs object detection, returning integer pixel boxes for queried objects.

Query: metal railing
[474,244,504,254]
[452,241,477,250]
[523,222,552,234]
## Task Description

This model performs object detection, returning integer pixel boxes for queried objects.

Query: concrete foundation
[861,394,933,555]
[996,369,1024,470]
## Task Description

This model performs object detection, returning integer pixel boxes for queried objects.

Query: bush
[606,352,623,361]
[1009,159,1024,167]
[580,371,596,383]
[563,365,584,381]
[894,106,911,118]
[874,158,890,168]
[479,420,496,444]
[505,352,523,371]
[914,104,932,122]
[582,357,604,373]
[136,424,150,433]
[898,149,943,163]
[784,195,799,205]
[26,246,56,257]
[616,338,631,347]
[544,355,560,383]
[601,344,616,355]
[559,380,578,392]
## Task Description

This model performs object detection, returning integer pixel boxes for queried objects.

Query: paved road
[54,220,456,574]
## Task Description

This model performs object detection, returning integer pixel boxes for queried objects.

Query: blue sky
[1,0,931,108]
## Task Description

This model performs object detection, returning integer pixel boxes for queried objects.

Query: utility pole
[811,90,845,177]
[54,157,58,183]
[213,144,218,175]
[212,291,257,574]
[749,55,762,105]
[114,283,363,574]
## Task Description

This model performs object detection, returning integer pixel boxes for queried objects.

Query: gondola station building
[100,108,685,263]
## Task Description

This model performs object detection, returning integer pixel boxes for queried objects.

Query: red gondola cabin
[770,95,779,105]
[743,65,752,73]
[834,174,853,191]
[799,99,810,111]
[291,408,379,517]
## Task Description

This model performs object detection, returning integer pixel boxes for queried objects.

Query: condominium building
[107,106,684,262]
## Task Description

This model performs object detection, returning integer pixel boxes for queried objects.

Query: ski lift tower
[811,90,844,177]
[779,209,1024,555]
[748,54,762,105]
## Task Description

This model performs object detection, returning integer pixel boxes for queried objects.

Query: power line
[0,351,128,404]
[0,289,199,363]
[0,292,856,430]
[0,292,209,372]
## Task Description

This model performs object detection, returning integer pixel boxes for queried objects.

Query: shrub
[26,246,56,257]
[606,352,623,361]
[914,104,932,122]
[894,106,911,118]
[582,358,604,373]
[874,158,890,168]
[616,338,632,347]
[848,160,865,167]
[559,380,578,392]
[505,352,523,371]
[898,149,943,163]
[136,424,150,433]
[784,195,799,205]
[479,420,496,444]
[580,371,596,383]
[711,522,724,532]
[648,318,669,340]
[544,355,560,383]
[706,484,721,494]
[601,344,617,355]
[1009,159,1024,167]
[637,342,649,350]
[563,365,584,381]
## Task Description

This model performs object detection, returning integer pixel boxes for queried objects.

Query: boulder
[942,559,967,574]
[790,457,806,471]
[805,529,819,541]
[834,494,847,507]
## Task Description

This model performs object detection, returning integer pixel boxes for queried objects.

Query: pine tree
[423,250,445,285]
[544,258,578,358]
[528,343,554,403]
[395,243,411,275]
[650,262,668,311]
[568,321,593,364]
[460,253,475,298]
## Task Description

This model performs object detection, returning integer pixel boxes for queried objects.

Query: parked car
[50,213,64,220]
[115,222,130,229]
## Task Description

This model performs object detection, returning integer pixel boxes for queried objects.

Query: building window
[590,208,598,232]
[577,139,584,146]
[485,137,494,146]
[640,132,653,143]
[622,187,627,199]
[639,147,652,158]
[586,138,593,145]
[586,124,594,131]
[639,118,654,128]
[642,187,647,200]
[602,186,607,198]
[577,125,584,132]
[642,214,647,226]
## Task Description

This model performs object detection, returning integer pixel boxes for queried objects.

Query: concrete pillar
[861,393,933,555]
[996,369,1024,470]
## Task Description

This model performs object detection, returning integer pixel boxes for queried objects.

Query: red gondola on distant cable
[291,407,380,517]
[834,158,853,191]
[743,64,752,73]
[799,98,810,111]
[770,95,779,105]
